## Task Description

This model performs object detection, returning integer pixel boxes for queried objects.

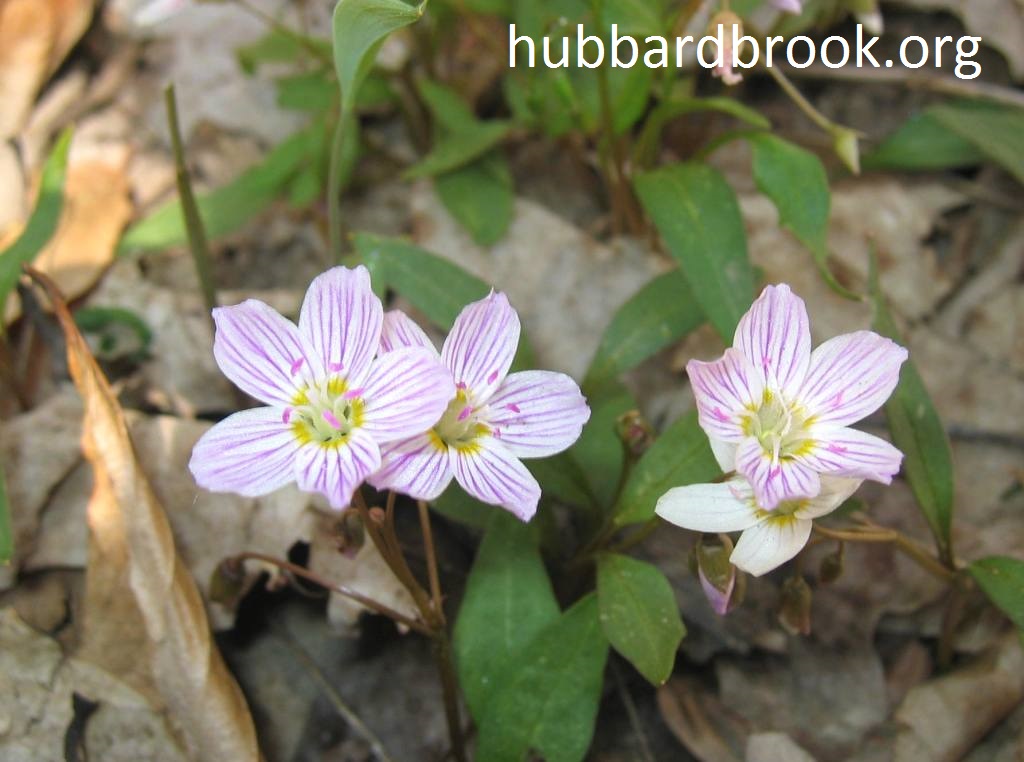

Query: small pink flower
[189,266,454,509]
[771,0,803,14]
[369,293,591,522]
[687,284,907,510]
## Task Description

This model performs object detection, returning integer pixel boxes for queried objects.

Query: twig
[811,524,955,583]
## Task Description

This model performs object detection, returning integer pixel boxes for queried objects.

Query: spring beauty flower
[688,284,907,510]
[189,266,454,509]
[368,293,591,521]
[771,0,803,14]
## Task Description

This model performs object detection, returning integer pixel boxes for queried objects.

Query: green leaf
[475,594,608,762]
[0,128,72,320]
[332,0,427,112]
[405,120,512,179]
[276,70,338,112]
[614,410,721,526]
[418,79,480,133]
[634,162,754,341]
[236,29,332,73]
[568,386,636,511]
[929,100,1024,185]
[435,152,514,246]
[864,112,986,171]
[970,556,1024,631]
[584,269,703,396]
[870,260,954,562]
[635,96,769,167]
[525,453,594,510]
[0,462,12,565]
[431,483,492,529]
[120,124,322,253]
[597,552,684,685]
[602,0,668,37]
[454,511,560,718]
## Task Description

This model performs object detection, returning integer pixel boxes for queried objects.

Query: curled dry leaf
[28,270,261,760]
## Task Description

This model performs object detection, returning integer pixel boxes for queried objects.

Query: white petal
[360,347,455,443]
[441,291,520,402]
[734,284,811,398]
[655,481,761,532]
[486,370,591,458]
[730,516,812,576]
[709,437,737,473]
[293,429,381,509]
[451,436,540,521]
[795,475,862,520]
[368,434,454,501]
[687,348,765,443]
[380,310,439,356]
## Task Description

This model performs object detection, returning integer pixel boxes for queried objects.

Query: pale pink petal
[299,266,383,386]
[293,429,381,509]
[687,348,765,443]
[361,347,455,443]
[441,291,520,402]
[736,437,820,510]
[794,476,862,520]
[734,284,811,398]
[485,370,590,458]
[730,516,812,576]
[802,427,903,485]
[798,331,908,426]
[380,310,439,356]
[368,434,454,500]
[451,436,541,521]
[213,300,319,405]
[771,0,802,13]
[656,481,761,532]
[189,407,299,496]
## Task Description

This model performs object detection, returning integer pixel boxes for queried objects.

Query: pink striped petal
[361,347,455,443]
[798,331,908,426]
[734,284,811,398]
[801,427,903,485]
[731,516,812,576]
[688,348,765,443]
[189,407,299,496]
[213,300,319,405]
[736,437,820,510]
[293,429,381,509]
[656,481,761,532]
[486,370,590,458]
[441,291,520,403]
[794,476,862,520]
[368,434,454,500]
[299,266,383,386]
[380,310,439,356]
[451,436,541,521]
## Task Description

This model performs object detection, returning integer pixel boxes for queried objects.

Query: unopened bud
[708,11,745,86]
[778,574,813,635]
[209,557,247,607]
[831,127,862,175]
[616,410,655,459]
[818,542,845,585]
[332,510,366,559]
[695,534,746,615]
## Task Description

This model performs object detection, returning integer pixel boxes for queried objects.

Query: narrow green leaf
[634,162,754,340]
[970,556,1024,631]
[525,453,594,510]
[0,462,12,564]
[475,594,608,762]
[0,128,72,319]
[568,386,636,511]
[597,552,684,685]
[870,261,954,562]
[404,120,512,179]
[614,410,721,526]
[454,511,560,718]
[332,0,427,112]
[583,269,703,396]
[864,112,986,171]
[435,152,514,246]
[929,100,1024,185]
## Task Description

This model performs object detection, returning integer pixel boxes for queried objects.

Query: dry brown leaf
[30,270,261,760]
[657,676,747,762]
[0,0,96,139]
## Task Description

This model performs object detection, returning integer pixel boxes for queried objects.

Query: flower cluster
[189,266,590,521]
[657,284,908,577]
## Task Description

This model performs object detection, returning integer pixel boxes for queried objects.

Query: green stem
[812,524,955,584]
[326,114,349,264]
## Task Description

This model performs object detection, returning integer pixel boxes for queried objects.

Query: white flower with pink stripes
[369,292,591,522]
[687,284,908,510]
[189,266,453,509]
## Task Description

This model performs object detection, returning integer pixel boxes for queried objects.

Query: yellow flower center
[289,377,365,449]
[430,388,490,453]
[743,390,814,463]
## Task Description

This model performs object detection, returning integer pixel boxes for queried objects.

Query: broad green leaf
[475,594,608,762]
[568,385,637,511]
[574,62,654,136]
[236,29,332,73]
[0,128,72,320]
[435,153,514,246]
[418,79,480,133]
[970,556,1024,631]
[929,100,1024,185]
[431,483,492,529]
[454,511,560,718]
[602,0,668,37]
[614,410,720,526]
[864,112,986,171]
[332,0,427,111]
[583,269,703,396]
[120,125,322,253]
[276,71,338,112]
[526,453,595,510]
[0,462,12,564]
[597,552,684,685]
[871,263,954,562]
[635,163,754,341]
[404,120,512,178]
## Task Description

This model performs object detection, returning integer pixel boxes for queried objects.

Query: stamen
[290,357,305,376]
[322,410,343,429]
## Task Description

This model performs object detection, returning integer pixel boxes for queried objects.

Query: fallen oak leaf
[25,268,261,760]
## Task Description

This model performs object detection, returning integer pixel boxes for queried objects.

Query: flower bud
[329,510,367,559]
[831,127,862,175]
[617,410,656,459]
[695,534,745,615]
[707,11,745,86]
[778,574,813,635]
